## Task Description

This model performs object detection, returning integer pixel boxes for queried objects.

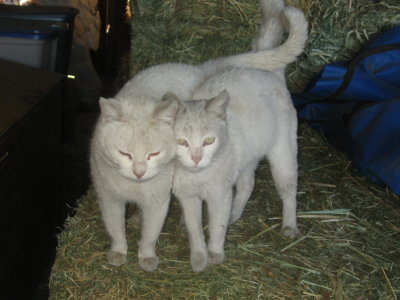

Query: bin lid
[0,18,59,40]
[0,4,78,22]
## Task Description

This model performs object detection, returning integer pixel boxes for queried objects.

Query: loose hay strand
[50,0,400,299]
[381,267,397,300]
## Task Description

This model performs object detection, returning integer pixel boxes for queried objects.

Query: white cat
[90,0,307,271]
[172,68,300,272]
[172,2,304,272]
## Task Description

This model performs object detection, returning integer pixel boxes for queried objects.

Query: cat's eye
[147,151,160,160]
[118,150,132,159]
[176,138,188,147]
[203,137,215,146]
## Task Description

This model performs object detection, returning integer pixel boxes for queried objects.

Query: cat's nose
[134,170,145,179]
[191,155,202,165]
[133,162,146,179]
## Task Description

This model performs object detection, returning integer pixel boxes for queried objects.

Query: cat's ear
[161,92,179,102]
[163,92,187,115]
[99,97,122,123]
[206,90,230,120]
[153,98,179,125]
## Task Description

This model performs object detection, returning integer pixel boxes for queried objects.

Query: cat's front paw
[208,251,224,265]
[190,251,208,272]
[107,251,127,266]
[281,226,300,239]
[139,256,159,272]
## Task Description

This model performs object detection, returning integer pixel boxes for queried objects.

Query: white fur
[90,62,209,272]
[252,0,284,51]
[173,68,300,272]
[202,5,307,74]
[91,96,179,271]
[90,0,307,271]
[172,0,305,271]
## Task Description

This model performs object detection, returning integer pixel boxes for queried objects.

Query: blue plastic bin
[0,18,60,71]
[0,4,78,74]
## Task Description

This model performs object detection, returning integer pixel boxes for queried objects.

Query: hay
[130,0,400,91]
[51,0,400,298]
[50,124,399,299]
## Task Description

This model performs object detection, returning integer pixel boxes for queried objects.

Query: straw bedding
[50,0,400,298]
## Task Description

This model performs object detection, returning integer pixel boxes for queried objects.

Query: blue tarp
[292,26,400,195]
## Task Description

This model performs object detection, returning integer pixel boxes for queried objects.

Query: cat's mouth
[177,157,208,172]
[121,172,155,183]
[131,175,154,182]
[185,163,206,172]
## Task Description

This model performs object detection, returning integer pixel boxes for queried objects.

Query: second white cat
[170,0,303,272]
[172,67,300,272]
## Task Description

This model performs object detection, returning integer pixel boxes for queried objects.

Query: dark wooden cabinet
[0,58,65,299]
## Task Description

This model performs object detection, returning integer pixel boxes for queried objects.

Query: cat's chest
[173,163,236,197]
[107,167,172,203]
[173,173,211,199]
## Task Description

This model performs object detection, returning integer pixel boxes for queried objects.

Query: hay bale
[50,0,400,298]
[131,0,400,92]
[50,124,400,299]
[130,0,261,74]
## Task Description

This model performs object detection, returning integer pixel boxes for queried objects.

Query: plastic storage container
[0,4,78,74]
[0,18,60,71]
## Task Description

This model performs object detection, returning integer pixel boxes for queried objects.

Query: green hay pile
[50,0,400,298]
[130,0,400,91]
[50,124,400,299]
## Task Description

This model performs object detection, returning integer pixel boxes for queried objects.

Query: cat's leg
[178,213,188,238]
[98,197,128,266]
[267,129,300,238]
[138,198,170,271]
[207,187,232,265]
[230,160,258,224]
[127,204,141,227]
[178,195,208,272]
[127,212,141,226]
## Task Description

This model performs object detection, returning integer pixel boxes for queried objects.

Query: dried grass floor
[50,121,399,299]
[51,0,400,298]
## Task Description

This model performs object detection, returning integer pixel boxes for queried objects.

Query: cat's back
[192,67,295,159]
[117,63,204,101]
[194,67,295,123]
[193,68,287,107]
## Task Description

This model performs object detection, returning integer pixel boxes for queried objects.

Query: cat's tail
[213,4,308,72]
[252,0,285,51]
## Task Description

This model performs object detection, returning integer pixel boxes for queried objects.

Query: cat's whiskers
[155,166,172,177]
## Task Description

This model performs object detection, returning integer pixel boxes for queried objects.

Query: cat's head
[172,90,230,171]
[94,96,179,182]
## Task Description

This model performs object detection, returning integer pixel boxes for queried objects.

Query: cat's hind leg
[138,198,170,271]
[178,213,188,238]
[127,204,141,227]
[268,151,299,237]
[267,119,300,238]
[230,160,258,224]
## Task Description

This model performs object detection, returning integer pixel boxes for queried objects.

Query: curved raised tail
[252,0,285,51]
[211,4,308,72]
